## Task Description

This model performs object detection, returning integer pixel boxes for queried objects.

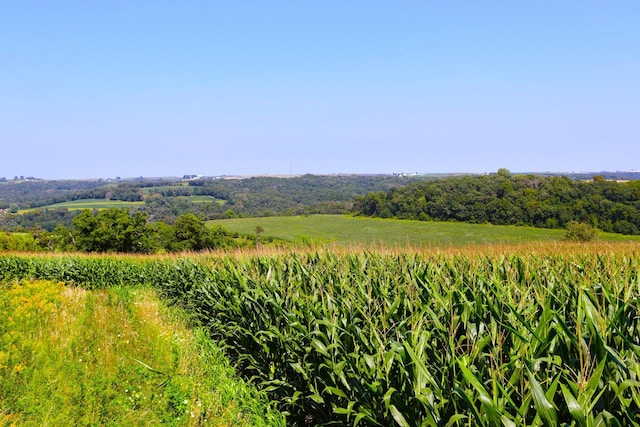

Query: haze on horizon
[1,2,638,180]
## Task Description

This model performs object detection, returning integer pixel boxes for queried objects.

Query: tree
[497,168,512,177]
[70,209,153,253]
[172,214,207,251]
[0,232,42,251]
[170,213,231,251]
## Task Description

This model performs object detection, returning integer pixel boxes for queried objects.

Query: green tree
[0,232,42,251]
[71,209,153,253]
[496,168,512,177]
[170,214,231,251]
[41,225,76,251]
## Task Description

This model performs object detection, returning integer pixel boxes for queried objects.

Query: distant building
[182,174,202,180]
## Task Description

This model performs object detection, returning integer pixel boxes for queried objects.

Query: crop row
[1,250,640,426]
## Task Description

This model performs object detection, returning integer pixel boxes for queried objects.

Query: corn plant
[1,245,640,425]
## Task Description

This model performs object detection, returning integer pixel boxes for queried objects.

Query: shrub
[563,221,597,242]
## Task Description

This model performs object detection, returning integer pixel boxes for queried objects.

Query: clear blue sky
[2,1,638,179]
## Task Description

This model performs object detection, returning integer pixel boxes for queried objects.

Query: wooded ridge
[353,170,640,234]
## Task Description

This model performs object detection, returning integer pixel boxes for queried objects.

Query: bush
[563,221,597,242]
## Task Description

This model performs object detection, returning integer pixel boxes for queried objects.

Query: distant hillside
[0,179,113,208]
[352,170,640,235]
[545,171,640,181]
[1,175,423,230]
[4,172,640,233]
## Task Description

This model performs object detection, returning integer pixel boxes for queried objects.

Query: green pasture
[175,195,226,205]
[19,196,224,213]
[20,199,145,212]
[209,214,640,246]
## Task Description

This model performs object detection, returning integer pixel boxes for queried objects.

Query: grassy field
[0,279,283,426]
[175,195,226,205]
[209,214,640,247]
[20,196,224,213]
[20,198,145,212]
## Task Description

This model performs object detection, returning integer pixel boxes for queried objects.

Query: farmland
[19,198,144,212]
[2,242,640,425]
[209,214,640,247]
[18,196,222,213]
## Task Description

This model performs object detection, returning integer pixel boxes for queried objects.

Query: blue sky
[2,1,638,179]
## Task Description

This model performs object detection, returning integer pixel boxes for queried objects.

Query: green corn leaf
[505,303,543,343]
[290,362,309,380]
[389,404,410,427]
[325,386,348,399]
[383,386,396,408]
[385,294,403,321]
[551,311,579,348]
[500,415,517,427]
[581,292,603,334]
[528,371,558,427]
[333,400,357,417]
[286,390,302,406]
[584,358,606,407]
[457,361,501,427]
[445,414,467,426]
[354,411,368,427]
[308,393,325,404]
[593,410,620,427]
[454,387,483,423]
[494,376,519,413]
[312,338,330,357]
[611,379,640,408]
[405,340,438,391]
[354,407,383,427]
[560,383,586,427]
[604,344,628,373]
[457,361,492,402]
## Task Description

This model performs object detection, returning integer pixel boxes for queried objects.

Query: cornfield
[1,244,639,425]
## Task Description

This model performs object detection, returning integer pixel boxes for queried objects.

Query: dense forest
[353,169,640,234]
[0,179,113,209]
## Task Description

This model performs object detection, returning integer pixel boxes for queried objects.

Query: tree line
[35,209,236,253]
[352,169,640,235]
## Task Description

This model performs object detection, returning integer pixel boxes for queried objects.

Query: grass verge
[0,279,284,426]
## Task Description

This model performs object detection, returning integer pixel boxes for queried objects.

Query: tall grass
[1,243,639,425]
[0,279,283,426]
